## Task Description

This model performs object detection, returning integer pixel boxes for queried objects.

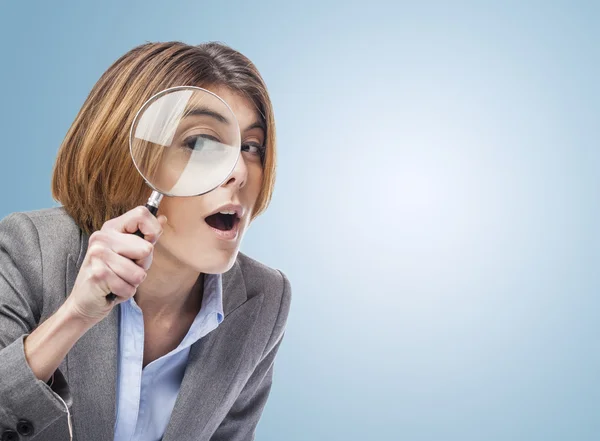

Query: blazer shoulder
[235,251,291,298]
[20,206,80,230]
[2,206,79,231]
[0,206,84,266]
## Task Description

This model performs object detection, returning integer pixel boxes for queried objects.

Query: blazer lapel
[221,260,248,316]
[66,232,119,441]
[162,261,265,440]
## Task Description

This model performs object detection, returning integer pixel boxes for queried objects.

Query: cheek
[245,165,264,201]
[159,197,204,233]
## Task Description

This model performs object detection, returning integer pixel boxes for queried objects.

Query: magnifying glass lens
[130,87,241,197]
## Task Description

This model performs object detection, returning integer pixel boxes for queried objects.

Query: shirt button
[16,420,34,437]
[1,429,19,441]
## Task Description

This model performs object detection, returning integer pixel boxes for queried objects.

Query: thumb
[148,215,168,245]
[158,215,168,229]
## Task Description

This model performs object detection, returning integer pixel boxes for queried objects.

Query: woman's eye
[183,134,220,150]
[241,143,265,157]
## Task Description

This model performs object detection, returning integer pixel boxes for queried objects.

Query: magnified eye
[182,134,221,150]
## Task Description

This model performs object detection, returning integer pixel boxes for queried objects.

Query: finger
[138,215,167,267]
[147,215,168,245]
[135,252,154,272]
[157,215,168,232]
[104,250,148,288]
[112,206,163,243]
[90,259,137,299]
[106,269,137,300]
[108,232,154,261]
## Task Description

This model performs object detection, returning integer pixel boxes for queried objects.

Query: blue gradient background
[1,1,599,440]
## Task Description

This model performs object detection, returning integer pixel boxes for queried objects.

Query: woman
[0,41,291,441]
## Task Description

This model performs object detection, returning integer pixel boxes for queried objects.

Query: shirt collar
[179,272,224,348]
[200,272,224,324]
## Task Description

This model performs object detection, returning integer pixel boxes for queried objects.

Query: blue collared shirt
[113,273,224,441]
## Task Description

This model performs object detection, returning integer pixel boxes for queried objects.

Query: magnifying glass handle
[106,193,163,302]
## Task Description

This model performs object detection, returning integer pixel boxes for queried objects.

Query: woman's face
[154,86,266,274]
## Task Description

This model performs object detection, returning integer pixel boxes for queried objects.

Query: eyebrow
[244,120,266,133]
[184,108,266,135]
[184,107,230,124]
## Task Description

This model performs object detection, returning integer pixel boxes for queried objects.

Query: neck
[134,244,203,319]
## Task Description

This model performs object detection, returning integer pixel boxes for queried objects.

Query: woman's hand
[22,206,167,382]
[64,206,167,325]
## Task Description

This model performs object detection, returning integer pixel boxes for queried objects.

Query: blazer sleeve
[0,212,72,438]
[209,269,292,441]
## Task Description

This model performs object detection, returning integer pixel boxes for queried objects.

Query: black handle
[106,203,159,302]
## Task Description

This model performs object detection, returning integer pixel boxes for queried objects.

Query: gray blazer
[0,207,291,441]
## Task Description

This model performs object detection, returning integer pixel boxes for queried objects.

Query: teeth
[219,210,236,215]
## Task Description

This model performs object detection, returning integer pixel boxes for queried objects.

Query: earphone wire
[47,373,73,441]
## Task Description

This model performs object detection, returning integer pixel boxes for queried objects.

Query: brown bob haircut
[51,41,277,235]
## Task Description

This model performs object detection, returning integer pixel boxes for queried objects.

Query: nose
[221,152,248,190]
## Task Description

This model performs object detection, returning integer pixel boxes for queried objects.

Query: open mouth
[204,212,240,231]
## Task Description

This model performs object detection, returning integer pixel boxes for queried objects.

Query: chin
[159,222,248,274]
[189,248,239,275]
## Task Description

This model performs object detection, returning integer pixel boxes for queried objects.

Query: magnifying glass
[106,86,241,301]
